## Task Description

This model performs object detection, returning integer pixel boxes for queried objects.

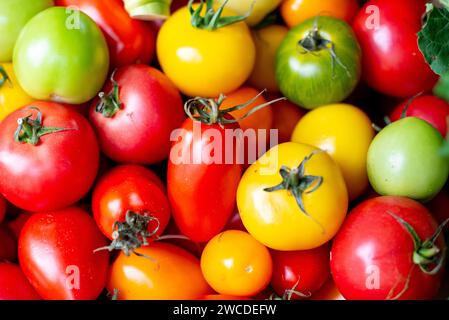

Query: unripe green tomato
[13,7,109,104]
[367,117,449,202]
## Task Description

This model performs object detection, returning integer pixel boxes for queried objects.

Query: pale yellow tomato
[0,63,34,121]
[237,142,348,251]
[291,104,375,200]
[249,24,288,93]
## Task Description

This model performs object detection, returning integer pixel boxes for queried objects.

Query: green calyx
[264,151,324,230]
[387,211,448,275]
[184,90,286,126]
[95,72,122,118]
[0,66,10,88]
[188,0,250,31]
[94,211,160,259]
[14,107,72,146]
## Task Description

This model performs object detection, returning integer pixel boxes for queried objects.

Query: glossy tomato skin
[0,63,34,121]
[331,196,445,300]
[92,165,170,240]
[201,230,273,297]
[390,95,449,137]
[157,5,255,97]
[0,263,41,300]
[89,64,185,164]
[291,104,375,200]
[353,0,438,97]
[167,119,243,243]
[276,16,361,109]
[237,142,348,251]
[0,225,17,261]
[281,0,359,28]
[13,7,109,104]
[18,207,109,300]
[271,244,330,300]
[55,0,155,69]
[367,117,449,202]
[0,102,99,212]
[108,242,211,300]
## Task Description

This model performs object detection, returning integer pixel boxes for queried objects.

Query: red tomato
[224,210,247,232]
[0,195,6,224]
[270,245,330,300]
[92,165,171,252]
[352,0,438,97]
[0,225,16,262]
[7,212,33,239]
[0,102,99,212]
[0,263,41,300]
[331,196,445,300]
[390,95,449,137]
[55,0,155,69]
[89,64,185,165]
[18,207,109,300]
[167,115,243,242]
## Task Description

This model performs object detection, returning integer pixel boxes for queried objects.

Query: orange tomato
[107,242,211,300]
[281,0,359,28]
[201,230,272,297]
[268,94,305,144]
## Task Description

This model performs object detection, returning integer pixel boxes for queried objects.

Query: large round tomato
[390,95,449,137]
[92,165,171,248]
[276,16,361,109]
[281,0,359,28]
[0,102,99,212]
[331,196,446,300]
[352,0,438,97]
[237,142,348,251]
[19,207,109,300]
[13,7,109,104]
[291,104,375,200]
[0,63,34,122]
[157,3,255,97]
[249,25,288,93]
[201,230,272,297]
[271,244,330,300]
[89,64,185,164]
[0,0,53,62]
[55,0,155,69]
[108,242,211,300]
[0,263,41,300]
[213,0,282,26]
[367,117,449,202]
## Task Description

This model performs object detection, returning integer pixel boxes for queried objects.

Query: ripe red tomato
[55,0,155,69]
[352,0,438,97]
[89,64,185,165]
[0,195,6,224]
[0,225,16,261]
[92,165,171,252]
[331,196,446,300]
[0,102,99,212]
[271,245,330,300]
[390,95,449,137]
[167,114,243,243]
[18,207,109,300]
[0,263,41,300]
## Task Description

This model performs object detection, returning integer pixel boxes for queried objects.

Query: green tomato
[13,7,109,104]
[367,117,449,202]
[275,16,361,109]
[0,0,53,62]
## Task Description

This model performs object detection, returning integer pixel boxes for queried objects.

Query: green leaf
[418,5,449,76]
[434,72,449,102]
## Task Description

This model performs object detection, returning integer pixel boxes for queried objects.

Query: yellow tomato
[291,104,375,200]
[248,24,288,93]
[201,230,272,297]
[237,142,348,251]
[214,0,283,26]
[107,242,211,300]
[0,63,34,121]
[157,5,255,97]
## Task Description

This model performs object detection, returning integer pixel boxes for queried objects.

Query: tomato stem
[188,0,251,30]
[400,92,423,119]
[95,70,122,118]
[0,66,10,88]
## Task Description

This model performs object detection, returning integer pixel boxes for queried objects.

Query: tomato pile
[1,0,449,301]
